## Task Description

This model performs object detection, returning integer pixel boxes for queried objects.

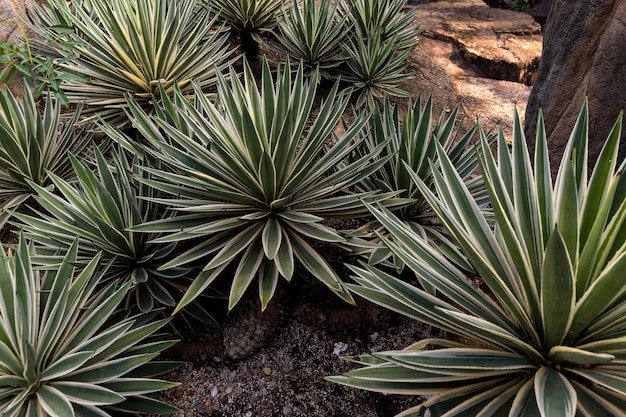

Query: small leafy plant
[104,58,393,312]
[0,41,84,105]
[0,237,179,416]
[329,102,626,416]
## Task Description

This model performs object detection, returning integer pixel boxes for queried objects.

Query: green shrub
[0,237,179,416]
[0,40,85,105]
[33,0,237,125]
[329,102,626,416]
[103,59,395,312]
[0,87,92,229]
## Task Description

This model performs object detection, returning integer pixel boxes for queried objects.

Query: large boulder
[524,0,626,172]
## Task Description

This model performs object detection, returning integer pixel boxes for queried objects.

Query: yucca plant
[348,96,486,275]
[329,101,626,416]
[0,236,179,416]
[269,0,349,78]
[0,87,92,229]
[208,0,288,56]
[12,147,216,325]
[33,0,236,125]
[104,58,395,312]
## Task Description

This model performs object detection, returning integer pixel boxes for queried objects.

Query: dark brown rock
[524,0,626,174]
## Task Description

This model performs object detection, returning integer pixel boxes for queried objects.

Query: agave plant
[343,0,419,52]
[33,0,236,124]
[269,0,349,78]
[348,96,486,275]
[0,236,179,416]
[329,101,626,416]
[0,87,92,229]
[209,0,288,56]
[338,29,413,109]
[12,147,216,324]
[336,0,418,108]
[103,58,395,312]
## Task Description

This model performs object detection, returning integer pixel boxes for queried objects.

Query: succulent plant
[343,0,419,53]
[12,146,217,325]
[338,29,413,109]
[335,0,419,107]
[0,237,179,416]
[269,0,349,78]
[33,0,237,125]
[0,86,92,229]
[209,0,288,56]
[103,58,395,312]
[348,96,488,277]
[329,101,626,416]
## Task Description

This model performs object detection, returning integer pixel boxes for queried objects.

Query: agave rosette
[105,59,395,312]
[329,102,626,416]
[0,87,92,228]
[33,0,237,124]
[0,237,179,417]
[348,96,486,275]
[270,0,349,77]
[12,147,218,324]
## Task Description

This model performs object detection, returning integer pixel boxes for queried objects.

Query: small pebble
[173,388,184,399]
[205,397,212,407]
[225,386,233,395]
[333,342,348,355]
[210,387,219,398]
[262,366,272,376]
[283,406,293,416]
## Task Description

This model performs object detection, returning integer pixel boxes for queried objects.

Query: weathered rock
[417,0,543,85]
[399,0,538,137]
[524,0,626,173]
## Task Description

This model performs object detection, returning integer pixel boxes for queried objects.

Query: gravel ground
[150,269,437,417]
